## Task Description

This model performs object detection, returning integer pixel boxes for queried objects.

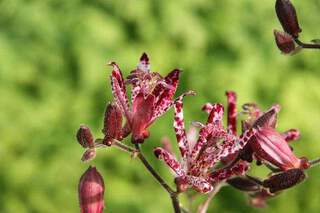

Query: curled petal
[154,147,185,176]
[188,176,213,193]
[282,129,300,142]
[109,62,131,123]
[226,91,237,135]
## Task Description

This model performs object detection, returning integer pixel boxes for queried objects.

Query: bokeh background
[1,0,320,212]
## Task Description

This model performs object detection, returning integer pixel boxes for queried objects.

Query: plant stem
[197,184,222,213]
[295,38,320,49]
[135,144,182,213]
[309,157,320,168]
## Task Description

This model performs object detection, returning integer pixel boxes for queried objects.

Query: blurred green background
[1,0,320,212]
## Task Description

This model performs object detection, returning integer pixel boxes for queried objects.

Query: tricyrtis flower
[154,92,255,193]
[110,53,187,144]
[241,104,309,171]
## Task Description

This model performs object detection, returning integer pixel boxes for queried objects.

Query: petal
[154,147,185,176]
[253,104,280,129]
[131,93,155,143]
[188,176,213,193]
[150,69,181,120]
[252,127,301,170]
[210,161,249,185]
[109,62,131,122]
[207,103,224,126]
[173,94,189,159]
[226,91,237,135]
[137,52,150,72]
[201,103,214,114]
[281,129,300,142]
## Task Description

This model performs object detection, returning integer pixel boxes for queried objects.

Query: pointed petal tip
[140,52,149,62]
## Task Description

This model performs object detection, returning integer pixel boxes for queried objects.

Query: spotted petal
[151,69,181,121]
[154,147,185,176]
[109,62,131,122]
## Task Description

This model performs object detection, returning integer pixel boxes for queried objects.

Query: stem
[197,184,222,213]
[309,157,320,168]
[135,143,182,213]
[295,38,320,49]
[113,139,138,153]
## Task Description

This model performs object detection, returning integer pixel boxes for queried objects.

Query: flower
[242,104,310,171]
[110,53,189,144]
[154,92,255,193]
[78,166,105,213]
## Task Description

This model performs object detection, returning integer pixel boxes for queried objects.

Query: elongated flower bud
[77,125,94,148]
[103,103,123,146]
[274,30,296,54]
[227,177,260,192]
[78,166,105,213]
[263,168,306,193]
[275,0,301,37]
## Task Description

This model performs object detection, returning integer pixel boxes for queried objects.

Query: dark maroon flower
[248,105,309,171]
[79,166,105,213]
[154,93,254,193]
[274,30,296,54]
[275,0,302,37]
[109,53,190,144]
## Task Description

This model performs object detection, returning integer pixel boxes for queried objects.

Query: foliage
[1,0,320,212]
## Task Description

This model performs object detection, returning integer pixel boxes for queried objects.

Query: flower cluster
[76,53,320,213]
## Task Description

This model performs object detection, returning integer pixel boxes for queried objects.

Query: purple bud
[78,166,105,213]
[81,149,97,162]
[263,169,306,193]
[275,0,302,37]
[227,177,261,192]
[103,103,123,145]
[274,30,296,54]
[77,125,94,148]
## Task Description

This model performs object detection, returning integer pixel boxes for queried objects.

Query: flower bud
[77,125,94,148]
[227,177,260,192]
[79,166,105,213]
[102,103,123,146]
[274,30,296,54]
[81,148,97,162]
[263,168,306,193]
[275,0,302,37]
